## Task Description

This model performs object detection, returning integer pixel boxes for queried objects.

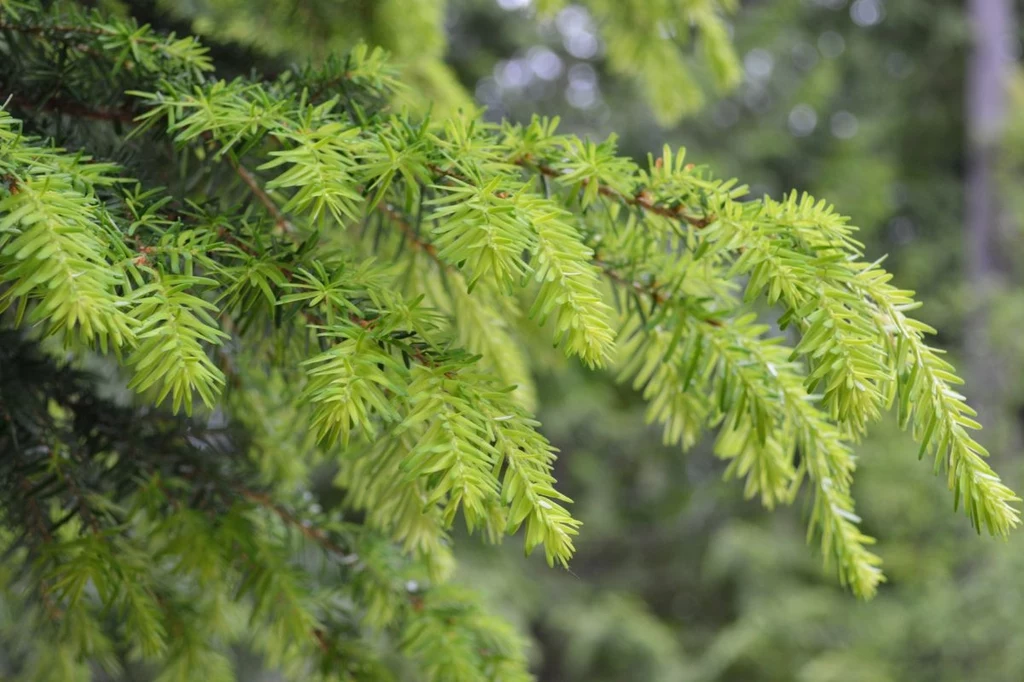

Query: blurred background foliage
[148,0,1024,679]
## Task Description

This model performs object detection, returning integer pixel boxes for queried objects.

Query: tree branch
[226,154,297,235]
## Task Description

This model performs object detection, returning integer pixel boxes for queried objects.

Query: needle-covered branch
[0,1,1018,679]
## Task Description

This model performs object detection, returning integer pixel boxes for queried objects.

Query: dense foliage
[0,1,1018,680]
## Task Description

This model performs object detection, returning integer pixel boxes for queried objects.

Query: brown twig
[227,155,297,235]
[19,478,65,620]
[21,479,54,544]
[377,203,439,261]
[236,487,357,563]
[594,259,667,306]
[3,91,137,123]
[0,20,111,37]
[312,628,331,653]
[595,258,722,327]
[529,162,714,229]
[63,474,101,535]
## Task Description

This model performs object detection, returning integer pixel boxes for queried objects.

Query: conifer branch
[606,261,883,596]
[0,2,1018,675]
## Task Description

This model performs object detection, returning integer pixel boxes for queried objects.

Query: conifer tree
[0,1,1018,679]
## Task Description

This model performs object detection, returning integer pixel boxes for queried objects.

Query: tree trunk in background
[965,0,1015,445]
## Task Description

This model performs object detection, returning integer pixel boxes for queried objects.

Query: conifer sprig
[0,1,1018,678]
[500,119,1018,540]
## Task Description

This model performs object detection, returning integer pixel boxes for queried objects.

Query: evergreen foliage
[0,0,1017,679]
